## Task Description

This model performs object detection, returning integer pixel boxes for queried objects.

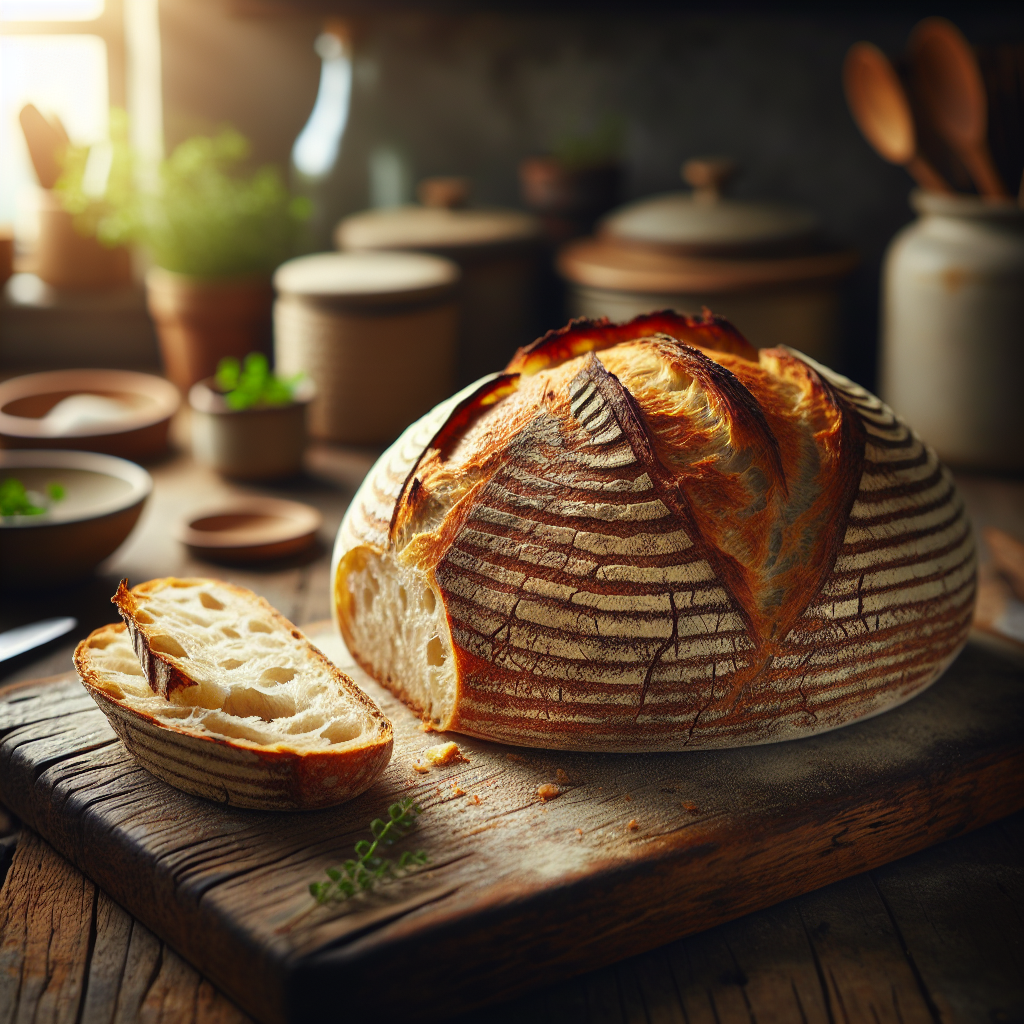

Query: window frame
[0,0,126,108]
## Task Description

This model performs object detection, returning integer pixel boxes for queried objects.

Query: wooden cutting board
[0,629,1020,1024]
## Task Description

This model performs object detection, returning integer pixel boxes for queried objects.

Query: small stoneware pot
[188,378,313,481]
[146,269,273,393]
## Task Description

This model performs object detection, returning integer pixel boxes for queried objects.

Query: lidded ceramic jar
[335,178,543,385]
[558,159,857,364]
[273,251,459,445]
[881,192,1024,472]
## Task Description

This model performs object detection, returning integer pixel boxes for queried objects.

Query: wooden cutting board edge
[285,739,1024,1020]
[1,660,1022,1024]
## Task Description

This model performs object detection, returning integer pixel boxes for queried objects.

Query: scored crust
[75,577,393,810]
[332,311,976,752]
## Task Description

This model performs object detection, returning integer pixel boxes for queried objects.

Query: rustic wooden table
[1,445,1021,1024]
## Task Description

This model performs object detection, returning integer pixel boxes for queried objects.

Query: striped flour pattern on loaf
[338,378,495,554]
[780,373,975,731]
[333,313,976,751]
[437,359,756,750]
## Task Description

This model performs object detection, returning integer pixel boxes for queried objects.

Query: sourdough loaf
[332,312,975,751]
[75,578,392,809]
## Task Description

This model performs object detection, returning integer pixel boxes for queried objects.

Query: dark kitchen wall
[158,2,1024,388]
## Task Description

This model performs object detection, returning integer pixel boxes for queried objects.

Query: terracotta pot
[35,190,131,290]
[146,269,273,392]
[188,377,312,481]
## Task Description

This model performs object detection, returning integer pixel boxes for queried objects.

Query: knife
[0,617,78,662]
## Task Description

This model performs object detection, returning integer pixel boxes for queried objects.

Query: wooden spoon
[18,104,70,189]
[909,18,1008,200]
[843,42,953,194]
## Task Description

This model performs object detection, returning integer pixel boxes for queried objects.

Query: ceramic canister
[273,251,460,445]
[335,180,543,385]
[558,159,857,365]
[881,191,1024,473]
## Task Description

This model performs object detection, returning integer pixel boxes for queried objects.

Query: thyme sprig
[310,798,428,903]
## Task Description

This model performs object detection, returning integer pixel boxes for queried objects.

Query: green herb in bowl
[215,354,304,411]
[0,478,65,518]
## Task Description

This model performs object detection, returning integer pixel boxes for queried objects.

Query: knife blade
[0,617,78,662]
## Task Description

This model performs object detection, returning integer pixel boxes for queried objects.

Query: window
[0,0,161,248]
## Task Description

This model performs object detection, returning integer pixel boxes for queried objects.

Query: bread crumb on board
[451,784,466,797]
[682,801,699,815]
[627,819,639,831]
[426,742,467,765]
[536,783,560,802]
[413,741,468,772]
[468,793,482,805]
[555,768,569,784]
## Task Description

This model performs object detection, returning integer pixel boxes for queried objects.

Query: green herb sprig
[215,353,303,411]
[1,478,65,517]
[310,798,428,903]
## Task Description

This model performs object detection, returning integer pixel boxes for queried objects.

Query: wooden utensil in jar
[18,104,70,189]
[843,42,953,194]
[909,18,1009,200]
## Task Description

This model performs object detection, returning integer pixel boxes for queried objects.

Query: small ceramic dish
[0,369,181,461]
[0,449,152,589]
[178,497,321,563]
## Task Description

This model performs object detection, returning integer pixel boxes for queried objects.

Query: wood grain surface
[0,625,1020,1024]
[1,811,1020,1024]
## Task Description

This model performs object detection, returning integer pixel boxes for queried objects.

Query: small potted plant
[58,119,310,392]
[189,353,313,481]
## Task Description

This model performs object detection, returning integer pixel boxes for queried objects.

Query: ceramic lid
[274,251,460,305]
[336,177,542,254]
[599,158,819,257]
[558,237,859,294]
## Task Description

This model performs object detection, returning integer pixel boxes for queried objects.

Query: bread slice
[75,577,392,810]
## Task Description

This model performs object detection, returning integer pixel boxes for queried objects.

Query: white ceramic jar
[881,192,1024,472]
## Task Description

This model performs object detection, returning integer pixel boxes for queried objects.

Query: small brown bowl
[0,369,181,461]
[0,449,152,589]
[178,497,321,563]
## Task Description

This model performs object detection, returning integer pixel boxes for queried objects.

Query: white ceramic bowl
[0,449,152,589]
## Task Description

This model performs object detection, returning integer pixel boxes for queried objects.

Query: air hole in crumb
[221,627,240,639]
[98,682,124,699]
[199,592,225,610]
[88,636,114,649]
[398,586,408,612]
[219,658,245,670]
[134,610,154,624]
[422,588,436,613]
[320,720,360,744]
[248,619,272,634]
[261,666,295,685]
[149,634,188,659]
[222,687,296,722]
[426,636,446,667]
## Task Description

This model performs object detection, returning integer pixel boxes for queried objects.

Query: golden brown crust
[335,313,976,751]
[78,582,394,810]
